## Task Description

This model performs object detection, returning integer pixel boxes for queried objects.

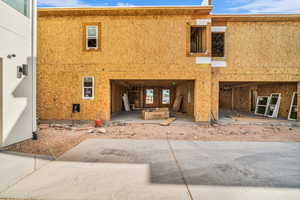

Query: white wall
[0,0,36,147]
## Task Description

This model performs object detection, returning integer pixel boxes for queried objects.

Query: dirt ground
[4,121,300,158]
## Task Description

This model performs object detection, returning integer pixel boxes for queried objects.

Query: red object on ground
[95,119,102,127]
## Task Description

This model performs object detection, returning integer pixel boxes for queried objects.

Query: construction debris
[142,108,170,120]
[4,120,300,158]
[88,128,107,134]
[160,118,176,126]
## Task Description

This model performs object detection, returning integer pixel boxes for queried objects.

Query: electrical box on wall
[72,104,80,113]
[17,64,29,79]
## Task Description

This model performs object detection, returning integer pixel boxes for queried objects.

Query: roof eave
[38,6,213,17]
[212,14,300,22]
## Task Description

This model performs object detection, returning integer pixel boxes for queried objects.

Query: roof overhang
[38,6,213,17]
[212,14,300,22]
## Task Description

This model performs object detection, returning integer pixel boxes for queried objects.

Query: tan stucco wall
[37,14,212,122]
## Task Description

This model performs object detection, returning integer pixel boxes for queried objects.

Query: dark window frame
[212,32,225,58]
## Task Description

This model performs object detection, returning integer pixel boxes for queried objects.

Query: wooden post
[297,82,300,122]
[231,88,234,110]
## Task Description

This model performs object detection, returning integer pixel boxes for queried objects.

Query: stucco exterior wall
[37,14,212,122]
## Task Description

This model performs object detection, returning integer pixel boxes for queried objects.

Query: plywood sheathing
[37,13,212,121]
[175,81,195,116]
[212,21,300,82]
[219,88,232,110]
[111,82,125,113]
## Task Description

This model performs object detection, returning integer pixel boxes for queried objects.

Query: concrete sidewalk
[1,139,300,200]
[0,151,53,193]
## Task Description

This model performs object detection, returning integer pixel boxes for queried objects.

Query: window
[145,89,154,104]
[2,0,29,17]
[162,89,170,104]
[212,33,225,57]
[288,92,298,120]
[86,25,99,50]
[254,96,269,115]
[190,26,207,54]
[82,77,94,99]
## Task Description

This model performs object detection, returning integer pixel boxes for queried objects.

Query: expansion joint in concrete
[166,136,194,200]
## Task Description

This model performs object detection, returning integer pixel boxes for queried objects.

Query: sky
[37,0,300,14]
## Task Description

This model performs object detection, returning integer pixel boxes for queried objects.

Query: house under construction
[36,1,300,123]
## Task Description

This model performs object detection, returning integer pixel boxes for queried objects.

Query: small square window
[82,77,94,99]
[212,32,225,57]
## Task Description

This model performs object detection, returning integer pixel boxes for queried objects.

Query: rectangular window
[190,26,207,53]
[2,0,29,17]
[212,32,225,57]
[162,89,170,104]
[145,89,154,104]
[86,25,98,50]
[82,77,94,99]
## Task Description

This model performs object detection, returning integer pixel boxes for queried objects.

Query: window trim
[83,23,101,51]
[82,76,94,100]
[187,23,211,57]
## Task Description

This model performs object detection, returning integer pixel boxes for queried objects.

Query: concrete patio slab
[0,139,189,200]
[1,139,300,200]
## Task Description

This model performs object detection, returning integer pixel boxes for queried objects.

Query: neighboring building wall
[0,0,36,147]
[37,12,212,122]
[212,19,300,120]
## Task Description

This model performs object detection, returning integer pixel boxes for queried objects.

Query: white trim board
[212,26,227,33]
[212,61,227,67]
[196,19,211,26]
[196,57,211,64]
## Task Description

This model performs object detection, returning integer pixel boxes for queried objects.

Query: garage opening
[219,82,298,121]
[110,80,195,122]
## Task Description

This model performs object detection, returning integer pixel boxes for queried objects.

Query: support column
[297,82,300,122]
[194,78,211,122]
[211,81,219,120]
[231,88,235,110]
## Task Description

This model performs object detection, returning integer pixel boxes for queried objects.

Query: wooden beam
[297,83,300,122]
[223,82,275,90]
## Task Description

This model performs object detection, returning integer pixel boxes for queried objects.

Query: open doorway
[110,80,195,122]
[219,82,298,121]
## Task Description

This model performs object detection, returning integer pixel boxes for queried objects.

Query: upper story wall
[212,15,300,81]
[38,7,212,67]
